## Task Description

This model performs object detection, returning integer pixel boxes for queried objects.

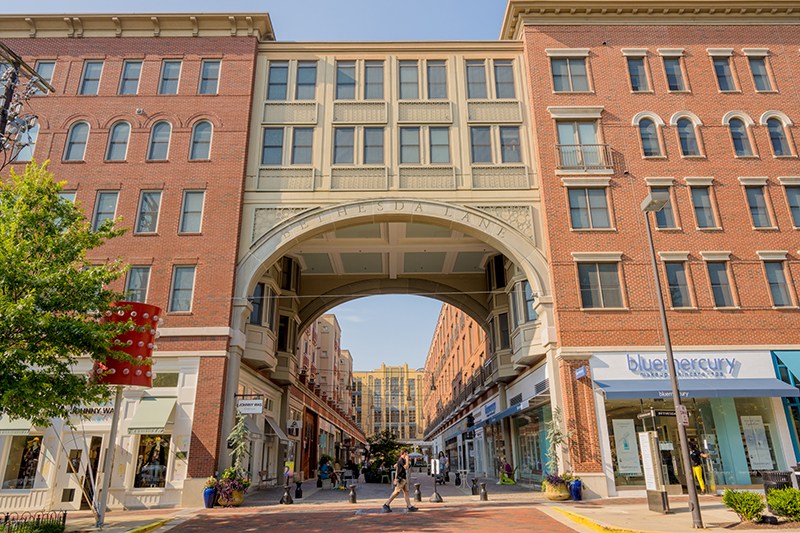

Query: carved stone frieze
[252,206,315,242]
[474,205,534,241]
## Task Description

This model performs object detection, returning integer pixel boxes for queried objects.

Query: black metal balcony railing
[555,143,613,171]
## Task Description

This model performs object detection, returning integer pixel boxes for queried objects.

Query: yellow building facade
[353,364,424,442]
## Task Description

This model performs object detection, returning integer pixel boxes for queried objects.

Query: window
[556,121,602,169]
[58,191,76,203]
[180,191,205,233]
[691,187,716,228]
[470,126,492,163]
[746,186,771,227]
[363,62,383,100]
[568,188,610,229]
[135,191,162,233]
[147,122,171,160]
[749,57,772,91]
[334,128,354,164]
[786,186,800,226]
[169,266,196,312]
[399,61,418,100]
[627,57,649,92]
[639,119,661,157]
[133,435,170,488]
[126,267,151,303]
[676,118,700,156]
[364,128,384,164]
[190,121,212,160]
[291,128,313,164]
[400,127,420,163]
[106,122,130,161]
[466,61,487,98]
[707,262,734,307]
[267,62,288,100]
[15,124,38,162]
[199,60,220,94]
[118,61,142,95]
[665,263,690,308]
[92,192,118,231]
[522,280,537,322]
[551,58,589,92]
[250,282,265,324]
[651,187,676,229]
[295,62,316,100]
[427,61,447,99]
[494,61,515,98]
[79,61,103,95]
[729,119,753,156]
[2,436,41,489]
[336,62,356,100]
[663,57,686,91]
[64,122,89,161]
[713,57,736,91]
[152,373,179,388]
[767,118,791,156]
[430,127,450,163]
[578,263,623,308]
[765,262,792,307]
[158,60,181,95]
[33,61,55,95]
[499,127,521,163]
[261,128,283,165]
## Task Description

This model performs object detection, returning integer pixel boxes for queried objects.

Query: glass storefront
[513,403,551,486]
[484,423,505,477]
[2,436,41,489]
[774,352,800,463]
[134,434,171,488]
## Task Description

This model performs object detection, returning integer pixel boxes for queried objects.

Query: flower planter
[203,487,217,508]
[543,482,571,501]
[569,480,583,501]
[218,489,245,507]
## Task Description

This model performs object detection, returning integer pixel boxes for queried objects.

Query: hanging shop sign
[238,399,264,414]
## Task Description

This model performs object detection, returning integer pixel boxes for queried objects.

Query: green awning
[0,416,32,436]
[128,397,177,435]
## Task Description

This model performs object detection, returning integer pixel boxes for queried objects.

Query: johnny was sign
[626,354,737,379]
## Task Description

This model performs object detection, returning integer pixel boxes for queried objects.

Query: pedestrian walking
[383,449,418,513]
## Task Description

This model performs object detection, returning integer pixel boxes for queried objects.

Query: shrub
[722,489,765,523]
[36,523,65,533]
[766,487,800,522]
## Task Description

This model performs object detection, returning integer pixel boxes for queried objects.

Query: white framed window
[785,185,800,227]
[400,127,420,163]
[135,191,162,233]
[762,113,794,157]
[551,57,589,92]
[748,56,773,92]
[364,127,384,164]
[662,56,687,91]
[627,57,649,92]
[58,191,76,203]
[427,61,447,99]
[15,123,38,162]
[189,121,213,160]
[336,62,356,100]
[261,127,284,165]
[711,55,737,92]
[333,127,355,164]
[466,61,487,98]
[364,61,383,100]
[499,127,521,163]
[169,265,196,312]
[729,118,754,157]
[147,122,171,160]
[79,61,103,95]
[577,262,623,309]
[106,122,131,161]
[179,190,205,233]
[664,261,691,308]
[638,117,662,157]
[671,113,703,157]
[430,127,450,163]
[291,128,313,165]
[158,60,181,95]
[764,261,793,307]
[295,61,317,100]
[322,350,328,357]
[399,61,419,100]
[494,60,515,99]
[33,60,55,95]
[690,185,718,229]
[470,126,492,163]
[267,61,288,100]
[64,122,89,161]
[199,60,220,95]
[92,191,118,231]
[118,60,142,95]
[705,260,735,308]
[651,186,676,229]
[126,266,151,303]
[743,184,772,228]
[568,187,610,229]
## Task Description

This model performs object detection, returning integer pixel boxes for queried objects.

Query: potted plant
[217,410,252,507]
[565,472,583,501]
[203,477,217,508]
[542,407,574,501]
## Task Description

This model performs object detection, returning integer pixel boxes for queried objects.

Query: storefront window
[134,435,170,488]
[513,404,551,486]
[2,436,41,489]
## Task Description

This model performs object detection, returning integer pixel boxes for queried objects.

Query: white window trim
[105,121,131,161]
[179,189,206,233]
[545,48,590,57]
[700,251,731,262]
[134,190,162,234]
[757,250,788,261]
[79,60,103,95]
[631,111,665,127]
[778,176,800,185]
[571,251,623,262]
[760,110,793,127]
[92,190,119,230]
[658,48,685,57]
[147,121,172,160]
[743,48,769,57]
[198,59,221,95]
[126,266,152,303]
[561,176,611,187]
[644,177,675,186]
[64,121,90,161]
[707,48,734,57]
[190,121,213,160]
[721,111,755,127]
[621,48,648,57]
[158,59,182,95]
[738,176,768,186]
[685,176,714,186]
[547,106,604,119]
[169,265,197,313]
[658,251,690,262]
[669,111,703,127]
[118,60,142,95]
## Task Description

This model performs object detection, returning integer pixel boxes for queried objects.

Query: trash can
[762,471,793,513]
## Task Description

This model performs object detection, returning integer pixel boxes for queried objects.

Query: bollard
[455,472,461,486]
[283,484,294,504]
[479,482,488,501]
[414,483,422,502]
[471,478,479,495]
[349,485,357,504]
[295,481,303,499]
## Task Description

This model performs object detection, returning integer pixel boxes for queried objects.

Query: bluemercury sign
[484,402,497,418]
[625,354,737,378]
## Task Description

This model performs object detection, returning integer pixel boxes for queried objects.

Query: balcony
[242,324,278,371]
[555,144,613,172]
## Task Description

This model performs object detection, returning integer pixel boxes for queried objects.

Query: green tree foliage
[0,162,129,426]
[227,410,251,476]
[722,488,765,523]
[367,429,402,467]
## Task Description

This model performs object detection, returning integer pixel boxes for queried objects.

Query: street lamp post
[641,191,703,528]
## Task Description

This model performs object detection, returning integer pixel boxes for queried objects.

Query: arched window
[15,123,39,162]
[728,118,753,157]
[189,121,212,160]
[64,122,89,161]
[676,118,700,156]
[147,122,171,160]
[106,122,130,161]
[639,118,661,157]
[767,117,791,156]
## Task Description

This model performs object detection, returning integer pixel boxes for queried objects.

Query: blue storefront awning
[595,377,800,400]
[775,351,800,385]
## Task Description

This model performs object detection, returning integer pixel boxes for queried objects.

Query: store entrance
[53,433,104,511]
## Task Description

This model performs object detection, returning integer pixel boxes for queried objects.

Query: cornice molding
[259,41,524,54]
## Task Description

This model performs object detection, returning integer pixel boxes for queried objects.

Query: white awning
[0,416,32,436]
[128,397,177,434]
[264,417,289,442]
[244,415,262,437]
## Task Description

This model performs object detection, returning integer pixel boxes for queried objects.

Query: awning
[595,378,800,400]
[128,397,177,434]
[244,415,262,437]
[775,351,800,384]
[264,417,289,442]
[0,416,32,436]
[474,385,551,430]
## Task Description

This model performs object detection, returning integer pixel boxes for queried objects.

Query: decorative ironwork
[2,511,67,533]
[554,143,613,171]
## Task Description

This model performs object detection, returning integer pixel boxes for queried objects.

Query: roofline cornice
[501,1,800,40]
[259,40,524,54]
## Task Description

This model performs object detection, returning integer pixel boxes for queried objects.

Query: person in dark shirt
[690,443,709,492]
[382,449,418,512]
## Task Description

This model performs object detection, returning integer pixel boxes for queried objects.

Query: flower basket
[543,480,571,501]
[217,489,244,507]
[216,468,250,507]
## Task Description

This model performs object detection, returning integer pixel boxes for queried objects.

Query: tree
[0,161,129,426]
[367,429,402,467]
[227,410,251,476]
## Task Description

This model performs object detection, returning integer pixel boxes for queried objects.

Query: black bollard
[471,478,479,495]
[295,481,303,499]
[349,484,357,504]
[414,483,422,502]
[455,472,461,486]
[283,484,294,504]
[479,482,488,501]
[316,476,323,488]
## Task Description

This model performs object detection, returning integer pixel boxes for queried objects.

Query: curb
[551,507,656,533]
[125,517,176,533]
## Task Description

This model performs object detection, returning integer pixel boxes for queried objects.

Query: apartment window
[118,61,141,95]
[430,127,450,163]
[578,263,623,308]
[199,60,220,94]
[135,191,162,233]
[15,124,38,162]
[64,122,89,161]
[190,121,212,160]
[663,57,686,91]
[568,188,610,229]
[665,263,690,308]
[291,128,313,164]
[652,187,676,229]
[169,266,196,312]
[639,119,661,157]
[551,58,589,92]
[400,127,420,163]
[180,191,205,233]
[466,61,487,99]
[749,57,772,91]
[746,186,771,227]
[250,282,265,325]
[691,187,716,228]
[767,118,791,156]
[729,119,753,156]
[363,61,383,100]
[399,61,418,100]
[627,57,649,92]
[499,127,521,163]
[336,62,356,100]
[267,62,288,100]
[261,128,283,165]
[713,57,735,91]
[158,60,181,95]
[364,128,384,164]
[92,192,118,231]
[707,262,734,307]
[322,350,328,357]
[786,186,800,226]
[765,262,792,307]
[58,191,76,203]
[427,61,446,99]
[470,127,492,163]
[106,122,130,161]
[557,121,603,169]
[334,128,354,164]
[676,118,700,156]
[295,62,317,100]
[33,61,55,95]
[494,61,515,98]
[79,61,103,95]
[126,267,151,303]
[522,280,537,322]
[147,122,171,160]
